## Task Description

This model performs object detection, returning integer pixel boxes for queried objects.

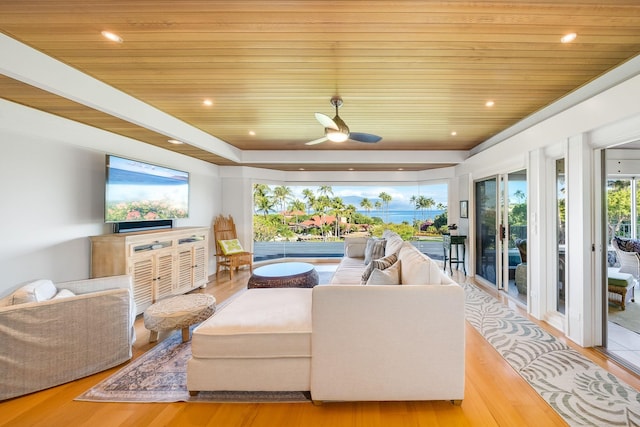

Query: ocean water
[357,209,445,224]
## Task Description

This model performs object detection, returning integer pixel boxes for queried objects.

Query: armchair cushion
[218,238,244,255]
[11,279,57,305]
[613,236,640,253]
[52,288,76,299]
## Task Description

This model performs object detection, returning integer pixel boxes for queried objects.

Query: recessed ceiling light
[203,99,213,106]
[348,168,354,171]
[561,33,577,43]
[101,31,123,43]
[248,130,256,136]
[299,168,305,171]
[167,139,184,145]
[398,168,404,171]
[485,100,495,107]
[451,131,457,136]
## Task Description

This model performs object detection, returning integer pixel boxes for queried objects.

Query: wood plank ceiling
[1,0,640,171]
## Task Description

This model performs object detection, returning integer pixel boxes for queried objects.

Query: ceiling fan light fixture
[326,130,349,142]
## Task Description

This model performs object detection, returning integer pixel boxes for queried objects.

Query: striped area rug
[464,283,640,427]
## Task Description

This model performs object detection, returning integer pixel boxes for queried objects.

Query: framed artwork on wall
[460,200,468,218]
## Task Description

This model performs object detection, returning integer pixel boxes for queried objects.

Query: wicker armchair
[213,215,253,279]
[612,236,640,279]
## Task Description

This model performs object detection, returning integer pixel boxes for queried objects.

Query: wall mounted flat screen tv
[105,155,189,223]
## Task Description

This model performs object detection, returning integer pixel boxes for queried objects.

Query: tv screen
[105,155,189,223]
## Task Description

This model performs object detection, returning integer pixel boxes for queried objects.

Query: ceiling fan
[305,96,382,146]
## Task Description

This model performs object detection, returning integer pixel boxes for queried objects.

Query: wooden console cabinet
[90,227,210,314]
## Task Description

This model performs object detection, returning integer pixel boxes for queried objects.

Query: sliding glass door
[476,177,498,286]
[475,171,528,305]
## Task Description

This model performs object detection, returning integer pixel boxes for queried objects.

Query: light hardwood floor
[2,266,640,427]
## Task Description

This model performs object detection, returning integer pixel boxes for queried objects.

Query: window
[252,183,448,261]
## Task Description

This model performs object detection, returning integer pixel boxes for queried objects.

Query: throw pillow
[52,289,76,299]
[218,239,244,255]
[364,238,387,265]
[366,260,401,285]
[361,253,398,284]
[11,279,57,305]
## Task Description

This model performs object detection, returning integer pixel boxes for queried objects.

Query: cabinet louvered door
[192,246,207,287]
[130,258,154,314]
[155,252,174,301]
[175,249,194,293]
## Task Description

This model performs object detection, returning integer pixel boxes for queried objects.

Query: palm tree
[289,199,306,225]
[416,195,435,220]
[410,195,418,223]
[360,198,373,216]
[379,192,392,222]
[273,185,293,223]
[374,200,382,216]
[331,196,345,237]
[253,184,273,216]
[301,188,315,215]
[344,204,356,233]
[255,193,275,217]
[318,185,333,198]
[313,195,332,241]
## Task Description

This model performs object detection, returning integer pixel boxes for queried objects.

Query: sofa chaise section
[187,288,313,393]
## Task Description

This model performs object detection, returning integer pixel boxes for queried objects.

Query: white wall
[0,100,221,295]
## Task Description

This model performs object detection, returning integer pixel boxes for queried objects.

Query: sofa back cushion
[344,237,368,258]
[398,243,445,285]
[384,231,405,256]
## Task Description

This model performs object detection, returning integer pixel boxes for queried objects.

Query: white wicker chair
[612,238,640,279]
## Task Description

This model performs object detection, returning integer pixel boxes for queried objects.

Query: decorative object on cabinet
[90,227,209,315]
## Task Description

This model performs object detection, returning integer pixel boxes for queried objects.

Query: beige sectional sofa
[187,231,464,403]
[330,230,456,286]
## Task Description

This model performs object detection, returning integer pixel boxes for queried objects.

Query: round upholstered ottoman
[144,294,216,343]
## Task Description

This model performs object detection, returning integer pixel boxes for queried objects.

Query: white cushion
[52,289,76,299]
[192,288,312,359]
[11,279,57,305]
[344,237,368,258]
[364,238,386,265]
[398,244,444,285]
[330,257,368,284]
[361,253,398,284]
[366,261,401,285]
[384,232,405,256]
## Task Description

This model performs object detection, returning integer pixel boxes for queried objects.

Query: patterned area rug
[75,327,310,403]
[464,283,640,427]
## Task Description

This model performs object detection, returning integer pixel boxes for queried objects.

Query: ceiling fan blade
[305,136,328,146]
[349,132,382,143]
[315,112,339,130]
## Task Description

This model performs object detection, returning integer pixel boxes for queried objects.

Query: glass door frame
[474,171,528,300]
